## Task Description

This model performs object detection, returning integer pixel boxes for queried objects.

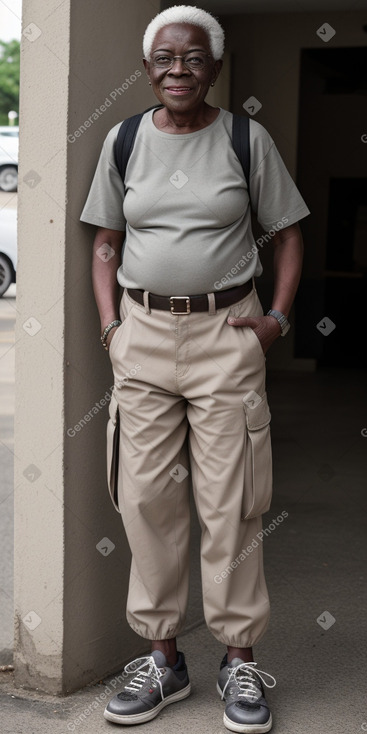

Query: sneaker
[104,650,191,725]
[217,656,276,733]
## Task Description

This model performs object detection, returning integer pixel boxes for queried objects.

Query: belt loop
[207,292,216,316]
[143,291,151,314]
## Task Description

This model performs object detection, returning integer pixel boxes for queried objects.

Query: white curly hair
[143,5,225,62]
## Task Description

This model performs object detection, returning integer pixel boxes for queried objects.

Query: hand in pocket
[227,315,281,354]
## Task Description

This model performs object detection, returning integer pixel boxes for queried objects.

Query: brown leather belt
[127,280,253,314]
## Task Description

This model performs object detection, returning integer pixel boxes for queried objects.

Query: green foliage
[0,39,20,126]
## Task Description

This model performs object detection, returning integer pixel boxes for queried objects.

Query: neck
[157,103,218,133]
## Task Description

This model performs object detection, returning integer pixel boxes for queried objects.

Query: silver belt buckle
[169,296,191,315]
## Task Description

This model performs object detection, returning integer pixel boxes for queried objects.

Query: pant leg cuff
[128,622,185,640]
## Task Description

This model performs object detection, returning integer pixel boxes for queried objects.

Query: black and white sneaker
[217,656,276,733]
[104,650,191,725]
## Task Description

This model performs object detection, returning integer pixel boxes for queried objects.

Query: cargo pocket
[106,388,121,513]
[242,392,273,519]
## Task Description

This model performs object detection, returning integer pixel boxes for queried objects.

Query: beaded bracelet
[101,320,122,351]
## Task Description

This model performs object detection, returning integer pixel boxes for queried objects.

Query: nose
[169,57,190,73]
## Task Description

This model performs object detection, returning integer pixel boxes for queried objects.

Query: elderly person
[80,5,309,732]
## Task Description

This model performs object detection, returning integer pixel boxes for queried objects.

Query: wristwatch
[266,309,290,337]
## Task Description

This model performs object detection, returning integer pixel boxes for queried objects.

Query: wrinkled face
[143,23,222,111]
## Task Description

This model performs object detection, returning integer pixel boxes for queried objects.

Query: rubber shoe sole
[217,683,272,734]
[104,682,191,725]
[223,712,272,734]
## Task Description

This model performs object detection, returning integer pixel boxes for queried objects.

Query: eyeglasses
[151,52,213,71]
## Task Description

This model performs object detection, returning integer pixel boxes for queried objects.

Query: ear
[143,58,150,78]
[212,58,223,84]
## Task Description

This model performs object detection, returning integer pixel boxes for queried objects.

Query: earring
[211,82,215,87]
[148,81,152,85]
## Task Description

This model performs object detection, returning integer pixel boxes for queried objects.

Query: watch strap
[267,309,290,336]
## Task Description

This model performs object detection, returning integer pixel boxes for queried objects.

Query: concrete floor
[1,362,367,733]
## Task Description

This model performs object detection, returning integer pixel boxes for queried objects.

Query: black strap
[232,113,252,211]
[114,104,163,185]
[114,105,252,208]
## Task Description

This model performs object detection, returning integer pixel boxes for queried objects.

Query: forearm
[92,227,125,332]
[271,223,304,318]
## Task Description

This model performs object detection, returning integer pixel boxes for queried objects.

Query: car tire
[0,166,18,192]
[0,255,13,297]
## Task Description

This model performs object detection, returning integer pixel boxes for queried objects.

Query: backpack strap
[232,113,253,212]
[115,105,253,211]
[114,104,163,186]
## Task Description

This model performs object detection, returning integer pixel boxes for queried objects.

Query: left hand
[227,314,282,354]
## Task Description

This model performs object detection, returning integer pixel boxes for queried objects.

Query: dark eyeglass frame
[150,53,213,70]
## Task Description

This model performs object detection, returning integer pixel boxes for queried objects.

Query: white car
[0,126,19,192]
[0,208,17,296]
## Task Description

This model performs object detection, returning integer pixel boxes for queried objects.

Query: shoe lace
[221,662,276,702]
[124,656,165,699]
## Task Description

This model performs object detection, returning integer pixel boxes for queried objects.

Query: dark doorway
[295,47,367,368]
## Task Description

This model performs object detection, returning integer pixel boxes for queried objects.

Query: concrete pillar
[14,0,160,694]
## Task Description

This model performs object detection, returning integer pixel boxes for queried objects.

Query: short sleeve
[249,120,310,231]
[80,122,126,230]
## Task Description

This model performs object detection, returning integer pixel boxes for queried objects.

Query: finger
[227,316,259,328]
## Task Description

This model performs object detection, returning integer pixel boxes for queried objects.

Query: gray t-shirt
[80,107,309,296]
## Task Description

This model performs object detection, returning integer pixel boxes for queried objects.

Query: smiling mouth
[165,87,192,93]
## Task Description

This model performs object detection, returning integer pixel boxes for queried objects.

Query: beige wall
[15,0,161,694]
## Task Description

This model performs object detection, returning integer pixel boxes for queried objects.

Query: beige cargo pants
[107,284,272,647]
